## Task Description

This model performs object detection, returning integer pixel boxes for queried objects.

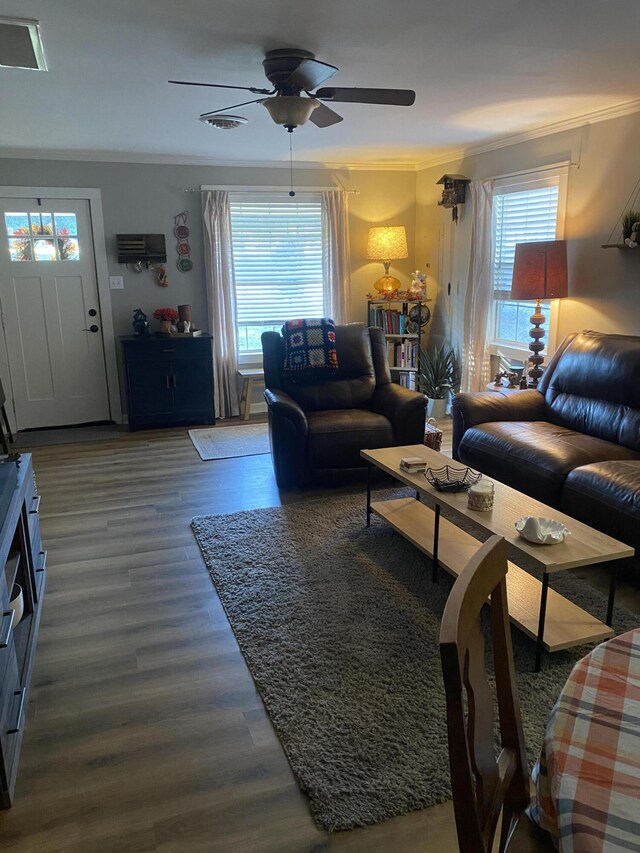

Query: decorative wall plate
[177,258,193,272]
[174,224,190,239]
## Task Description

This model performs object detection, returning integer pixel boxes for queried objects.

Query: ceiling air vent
[0,17,47,71]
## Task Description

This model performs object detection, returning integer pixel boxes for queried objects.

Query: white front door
[0,198,110,428]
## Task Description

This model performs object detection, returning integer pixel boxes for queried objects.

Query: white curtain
[203,190,240,418]
[461,179,494,392]
[321,190,351,323]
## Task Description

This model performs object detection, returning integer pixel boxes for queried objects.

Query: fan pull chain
[289,131,295,197]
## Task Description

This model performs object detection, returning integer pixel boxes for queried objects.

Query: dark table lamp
[511,239,568,387]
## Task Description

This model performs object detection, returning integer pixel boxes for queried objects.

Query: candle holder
[468,479,494,511]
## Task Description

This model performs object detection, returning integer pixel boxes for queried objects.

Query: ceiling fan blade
[169,80,272,95]
[199,98,264,117]
[309,102,343,128]
[315,87,416,106]
[286,58,338,91]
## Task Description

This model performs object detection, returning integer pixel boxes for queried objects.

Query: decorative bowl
[515,516,571,545]
[424,465,482,493]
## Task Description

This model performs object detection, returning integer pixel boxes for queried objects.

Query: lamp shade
[511,240,568,300]
[366,226,409,261]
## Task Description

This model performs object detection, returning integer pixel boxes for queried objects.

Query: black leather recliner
[262,324,427,487]
[452,331,640,552]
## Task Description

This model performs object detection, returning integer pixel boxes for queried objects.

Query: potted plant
[418,342,461,419]
[622,209,640,241]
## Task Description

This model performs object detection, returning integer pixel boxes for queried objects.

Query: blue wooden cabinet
[0,455,46,808]
[122,335,215,430]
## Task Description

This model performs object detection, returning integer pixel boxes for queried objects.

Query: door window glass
[8,238,32,261]
[5,211,80,261]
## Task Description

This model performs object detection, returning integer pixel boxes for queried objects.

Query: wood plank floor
[0,419,634,852]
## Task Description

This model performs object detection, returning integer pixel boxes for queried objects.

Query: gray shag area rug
[191,491,639,832]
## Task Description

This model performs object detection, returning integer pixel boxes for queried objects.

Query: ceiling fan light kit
[171,48,416,135]
[199,114,248,129]
[261,96,319,130]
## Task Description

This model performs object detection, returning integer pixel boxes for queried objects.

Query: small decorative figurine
[156,264,169,287]
[132,308,149,336]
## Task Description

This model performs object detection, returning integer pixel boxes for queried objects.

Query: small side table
[238,369,265,420]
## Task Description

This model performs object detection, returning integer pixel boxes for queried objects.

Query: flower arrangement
[152,307,178,322]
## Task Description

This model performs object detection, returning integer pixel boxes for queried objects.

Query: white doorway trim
[0,186,122,428]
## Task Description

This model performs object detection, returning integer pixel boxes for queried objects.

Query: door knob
[83,325,100,333]
[88,308,97,317]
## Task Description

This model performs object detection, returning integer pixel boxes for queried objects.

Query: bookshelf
[367,298,431,390]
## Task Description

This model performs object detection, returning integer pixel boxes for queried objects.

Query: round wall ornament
[174,211,193,272]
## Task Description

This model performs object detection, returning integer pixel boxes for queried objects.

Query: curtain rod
[185,185,359,194]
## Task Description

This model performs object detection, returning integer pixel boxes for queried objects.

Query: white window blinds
[229,196,324,329]
[493,182,559,298]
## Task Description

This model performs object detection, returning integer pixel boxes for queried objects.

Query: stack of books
[399,457,427,474]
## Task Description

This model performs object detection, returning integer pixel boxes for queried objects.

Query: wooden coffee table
[361,444,634,671]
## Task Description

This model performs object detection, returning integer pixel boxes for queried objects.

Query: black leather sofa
[452,331,640,553]
[262,324,427,487]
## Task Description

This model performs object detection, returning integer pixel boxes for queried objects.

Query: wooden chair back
[439,535,529,853]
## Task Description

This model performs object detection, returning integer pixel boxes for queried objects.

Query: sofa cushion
[457,421,640,507]
[540,331,640,451]
[562,461,640,551]
[307,409,393,470]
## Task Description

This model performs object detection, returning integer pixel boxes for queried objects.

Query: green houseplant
[622,210,640,241]
[418,342,461,419]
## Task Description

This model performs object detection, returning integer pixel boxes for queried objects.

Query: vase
[160,320,172,334]
[427,397,447,419]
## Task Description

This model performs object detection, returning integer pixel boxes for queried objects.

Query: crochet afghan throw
[282,318,339,376]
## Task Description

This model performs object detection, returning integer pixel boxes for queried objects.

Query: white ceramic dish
[514,516,571,545]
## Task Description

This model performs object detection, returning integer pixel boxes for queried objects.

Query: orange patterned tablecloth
[530,628,640,851]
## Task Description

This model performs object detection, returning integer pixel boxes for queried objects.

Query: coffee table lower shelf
[371,497,614,654]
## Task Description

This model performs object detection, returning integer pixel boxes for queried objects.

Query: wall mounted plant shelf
[603,177,640,250]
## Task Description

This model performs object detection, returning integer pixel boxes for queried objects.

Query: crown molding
[0,147,418,171]
[415,97,640,171]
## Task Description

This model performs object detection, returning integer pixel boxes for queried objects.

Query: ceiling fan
[169,48,416,132]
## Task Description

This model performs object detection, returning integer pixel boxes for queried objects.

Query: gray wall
[0,159,417,415]
[416,110,640,355]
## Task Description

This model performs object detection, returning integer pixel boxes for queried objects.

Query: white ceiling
[1,0,639,167]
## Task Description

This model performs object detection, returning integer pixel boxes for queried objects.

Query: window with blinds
[230,195,324,353]
[492,179,560,346]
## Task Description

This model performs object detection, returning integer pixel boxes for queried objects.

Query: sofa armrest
[452,389,546,460]
[369,384,427,445]
[264,388,308,437]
